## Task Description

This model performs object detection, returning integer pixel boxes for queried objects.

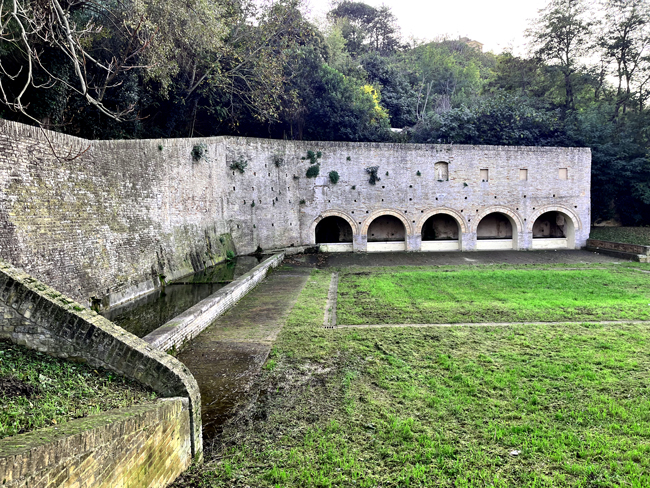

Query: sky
[302,0,551,55]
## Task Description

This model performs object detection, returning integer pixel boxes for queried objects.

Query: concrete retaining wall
[144,253,284,352]
[0,398,191,488]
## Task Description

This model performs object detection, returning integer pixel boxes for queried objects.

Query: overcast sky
[302,0,551,55]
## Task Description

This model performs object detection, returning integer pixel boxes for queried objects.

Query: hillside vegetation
[1,0,649,224]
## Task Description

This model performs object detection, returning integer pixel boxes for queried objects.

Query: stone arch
[527,205,581,249]
[415,208,468,235]
[526,205,582,233]
[472,206,524,234]
[361,209,413,237]
[310,210,358,245]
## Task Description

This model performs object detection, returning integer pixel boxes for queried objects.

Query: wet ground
[177,266,311,439]
[102,256,261,337]
[285,249,622,268]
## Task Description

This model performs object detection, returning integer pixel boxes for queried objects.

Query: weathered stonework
[0,120,591,308]
[143,253,284,352]
[0,259,202,459]
[0,398,191,488]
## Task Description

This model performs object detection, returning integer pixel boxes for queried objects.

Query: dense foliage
[1,0,649,223]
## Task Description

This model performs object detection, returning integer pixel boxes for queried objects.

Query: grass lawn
[0,340,157,438]
[590,227,650,246]
[337,265,650,325]
[176,265,650,488]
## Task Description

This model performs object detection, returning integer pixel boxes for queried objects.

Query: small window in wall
[519,169,528,180]
[480,169,489,182]
[434,162,449,181]
[559,168,568,180]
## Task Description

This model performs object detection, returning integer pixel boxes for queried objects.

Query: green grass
[590,226,650,246]
[0,340,157,438]
[337,266,650,325]
[176,266,650,488]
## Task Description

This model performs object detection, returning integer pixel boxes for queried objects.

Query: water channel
[101,256,261,337]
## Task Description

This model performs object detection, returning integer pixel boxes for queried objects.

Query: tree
[598,0,650,116]
[0,0,225,124]
[527,0,594,110]
[327,1,401,57]
[411,94,562,146]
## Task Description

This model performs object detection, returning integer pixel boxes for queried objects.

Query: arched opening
[421,214,460,251]
[476,212,516,250]
[532,211,575,249]
[367,215,407,252]
[315,216,354,252]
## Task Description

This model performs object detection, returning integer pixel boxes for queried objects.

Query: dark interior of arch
[422,214,459,240]
[367,215,406,242]
[315,216,353,243]
[477,213,513,239]
[532,211,567,238]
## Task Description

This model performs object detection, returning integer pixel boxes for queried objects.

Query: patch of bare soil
[0,376,38,398]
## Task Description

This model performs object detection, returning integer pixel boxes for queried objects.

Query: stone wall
[0,120,233,309]
[0,258,202,458]
[0,120,591,308]
[0,398,191,488]
[220,137,591,252]
[143,253,284,352]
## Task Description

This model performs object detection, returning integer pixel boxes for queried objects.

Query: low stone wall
[0,258,203,459]
[0,398,191,487]
[586,239,650,256]
[144,253,284,352]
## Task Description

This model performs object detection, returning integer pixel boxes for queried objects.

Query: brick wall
[0,398,191,487]
[144,253,284,352]
[0,258,202,458]
[0,120,232,309]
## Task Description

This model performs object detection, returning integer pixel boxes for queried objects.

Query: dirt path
[177,266,311,439]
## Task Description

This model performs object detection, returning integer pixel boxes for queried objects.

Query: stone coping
[143,253,285,353]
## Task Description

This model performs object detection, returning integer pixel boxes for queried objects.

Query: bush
[365,166,380,185]
[329,171,340,184]
[306,165,320,178]
[229,159,248,173]
[191,143,207,161]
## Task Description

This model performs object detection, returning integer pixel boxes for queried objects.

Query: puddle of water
[102,256,261,337]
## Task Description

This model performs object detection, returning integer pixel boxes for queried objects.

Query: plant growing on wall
[365,166,380,185]
[416,170,421,176]
[229,159,248,173]
[273,155,284,167]
[301,150,322,165]
[306,165,320,178]
[191,143,208,161]
[329,171,339,184]
[299,199,306,204]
